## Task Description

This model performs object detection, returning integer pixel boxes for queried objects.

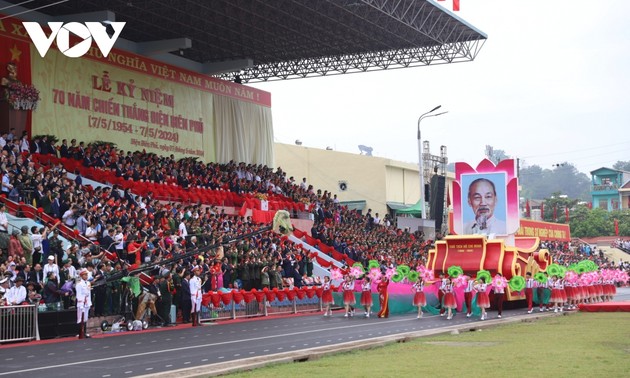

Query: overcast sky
[250,0,630,175]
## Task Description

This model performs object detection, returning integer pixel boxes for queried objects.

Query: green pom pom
[547,264,562,277]
[368,260,380,270]
[397,265,411,276]
[448,266,464,278]
[407,270,419,283]
[567,264,578,272]
[577,260,597,273]
[476,270,492,284]
[509,276,526,292]
[534,272,547,284]
[391,272,404,283]
[576,266,587,274]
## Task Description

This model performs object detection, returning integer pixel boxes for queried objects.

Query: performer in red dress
[525,272,535,314]
[442,279,457,320]
[411,277,426,319]
[377,275,389,318]
[342,275,356,317]
[549,276,566,313]
[360,277,373,317]
[321,276,334,317]
[474,277,490,320]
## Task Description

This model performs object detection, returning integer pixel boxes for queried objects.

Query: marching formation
[319,263,626,321]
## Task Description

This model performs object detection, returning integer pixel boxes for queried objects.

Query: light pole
[417,106,448,219]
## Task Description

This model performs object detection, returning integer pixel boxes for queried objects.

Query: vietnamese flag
[453,0,460,11]
[615,219,619,236]
[565,207,569,222]
[553,206,557,221]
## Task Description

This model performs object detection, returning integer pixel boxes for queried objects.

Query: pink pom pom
[492,275,508,289]
[368,268,381,282]
[330,268,343,281]
[350,267,363,279]
[453,275,468,288]
[385,268,396,280]
[564,271,578,284]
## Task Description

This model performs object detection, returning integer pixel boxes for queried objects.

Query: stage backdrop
[0,16,274,165]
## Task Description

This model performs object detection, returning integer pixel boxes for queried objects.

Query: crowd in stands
[612,239,630,253]
[0,133,627,327]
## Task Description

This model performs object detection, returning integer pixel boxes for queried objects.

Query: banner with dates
[30,48,214,160]
[0,15,272,162]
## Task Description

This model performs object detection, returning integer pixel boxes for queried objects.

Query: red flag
[614,219,619,236]
[453,0,460,11]
[525,200,531,218]
[587,202,592,209]
[553,206,557,221]
[446,185,451,207]
[565,207,569,222]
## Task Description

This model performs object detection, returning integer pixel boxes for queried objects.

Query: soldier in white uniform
[76,269,92,339]
[189,266,203,327]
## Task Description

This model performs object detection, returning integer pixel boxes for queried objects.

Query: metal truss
[3,0,487,83]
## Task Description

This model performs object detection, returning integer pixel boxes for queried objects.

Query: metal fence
[0,304,40,343]
[200,296,322,322]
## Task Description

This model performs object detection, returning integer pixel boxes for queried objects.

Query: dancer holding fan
[411,276,426,319]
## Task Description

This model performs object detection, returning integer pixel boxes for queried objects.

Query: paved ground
[1,288,628,378]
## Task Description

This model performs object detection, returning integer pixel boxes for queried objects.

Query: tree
[540,192,578,223]
[519,163,590,201]
[569,207,630,238]
[613,160,630,172]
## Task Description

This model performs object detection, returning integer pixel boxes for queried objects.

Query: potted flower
[4,81,40,110]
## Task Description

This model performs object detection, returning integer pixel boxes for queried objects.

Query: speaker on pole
[429,175,446,231]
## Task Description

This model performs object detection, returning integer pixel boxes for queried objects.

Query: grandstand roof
[2,0,487,83]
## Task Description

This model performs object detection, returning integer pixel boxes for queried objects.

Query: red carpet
[579,302,630,312]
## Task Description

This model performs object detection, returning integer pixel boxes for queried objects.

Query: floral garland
[3,81,40,110]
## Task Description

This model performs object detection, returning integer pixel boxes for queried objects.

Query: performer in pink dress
[474,277,490,320]
[321,276,334,317]
[442,279,457,320]
[411,277,426,319]
[360,277,373,317]
[342,275,356,317]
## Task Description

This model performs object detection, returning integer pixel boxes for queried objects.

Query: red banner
[515,219,570,242]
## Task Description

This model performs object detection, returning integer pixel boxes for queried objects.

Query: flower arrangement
[255,193,268,201]
[3,81,40,110]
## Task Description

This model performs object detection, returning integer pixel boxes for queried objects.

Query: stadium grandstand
[14,0,624,346]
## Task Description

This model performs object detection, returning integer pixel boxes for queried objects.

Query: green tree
[569,207,630,238]
[612,160,630,172]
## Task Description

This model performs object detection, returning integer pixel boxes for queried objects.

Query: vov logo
[23,22,125,58]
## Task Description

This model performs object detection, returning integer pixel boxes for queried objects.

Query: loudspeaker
[429,176,446,231]
[424,183,430,202]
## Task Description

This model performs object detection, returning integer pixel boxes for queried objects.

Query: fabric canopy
[394,200,423,216]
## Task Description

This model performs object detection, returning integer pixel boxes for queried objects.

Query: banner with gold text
[0,15,272,162]
[515,219,571,242]
[31,48,214,160]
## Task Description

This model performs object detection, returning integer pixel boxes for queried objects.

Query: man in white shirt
[463,178,506,236]
[6,276,27,305]
[43,255,60,284]
[179,220,188,238]
[189,266,202,327]
[76,269,92,339]
[0,203,8,233]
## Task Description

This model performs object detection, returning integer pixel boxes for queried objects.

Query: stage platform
[578,302,630,312]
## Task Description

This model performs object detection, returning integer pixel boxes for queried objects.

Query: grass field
[225,313,630,378]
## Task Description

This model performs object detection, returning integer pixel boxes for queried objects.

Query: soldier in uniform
[76,269,92,339]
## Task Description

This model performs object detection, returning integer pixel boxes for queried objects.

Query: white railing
[0,304,40,343]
